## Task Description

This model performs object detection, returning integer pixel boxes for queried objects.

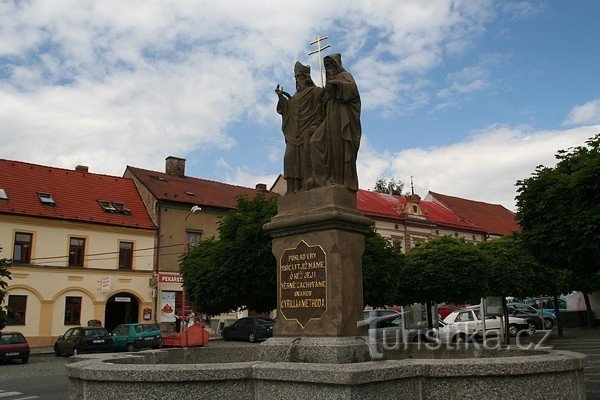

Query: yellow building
[0,160,156,347]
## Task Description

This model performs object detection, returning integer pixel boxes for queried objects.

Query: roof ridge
[1,158,131,181]
[126,165,263,192]
[429,191,507,209]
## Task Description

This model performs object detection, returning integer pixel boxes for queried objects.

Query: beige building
[0,159,156,346]
[125,156,268,329]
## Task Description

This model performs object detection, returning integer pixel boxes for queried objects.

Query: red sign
[159,274,184,284]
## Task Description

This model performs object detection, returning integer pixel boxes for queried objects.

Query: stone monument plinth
[263,185,373,363]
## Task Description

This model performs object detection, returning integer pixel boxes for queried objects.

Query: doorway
[104,292,139,332]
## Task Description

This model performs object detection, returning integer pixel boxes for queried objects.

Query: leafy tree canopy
[180,193,278,316]
[0,246,12,330]
[478,233,539,298]
[362,227,405,307]
[373,178,405,196]
[516,134,600,293]
[402,236,488,304]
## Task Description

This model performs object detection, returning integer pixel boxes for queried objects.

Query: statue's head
[324,54,343,76]
[294,62,315,91]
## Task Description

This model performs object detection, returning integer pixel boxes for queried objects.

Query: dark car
[221,317,274,342]
[54,326,113,356]
[112,323,162,352]
[0,331,30,364]
[507,305,543,333]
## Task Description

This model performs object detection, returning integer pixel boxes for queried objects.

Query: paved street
[0,355,68,400]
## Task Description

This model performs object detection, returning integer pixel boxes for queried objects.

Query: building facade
[125,156,269,329]
[0,160,156,346]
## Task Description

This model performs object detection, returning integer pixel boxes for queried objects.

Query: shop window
[119,241,134,269]
[13,232,32,264]
[69,237,86,267]
[64,296,82,325]
[7,295,27,325]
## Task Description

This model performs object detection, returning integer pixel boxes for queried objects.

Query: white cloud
[228,167,278,190]
[358,124,597,210]
[564,99,600,127]
[0,0,498,174]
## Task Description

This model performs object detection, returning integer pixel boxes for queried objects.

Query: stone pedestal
[263,185,373,362]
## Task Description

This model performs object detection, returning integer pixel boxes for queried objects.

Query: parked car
[111,323,162,352]
[522,297,567,313]
[508,302,557,329]
[54,326,113,356]
[362,310,439,343]
[0,331,30,364]
[439,307,530,343]
[437,303,469,320]
[221,317,274,342]
[506,305,542,333]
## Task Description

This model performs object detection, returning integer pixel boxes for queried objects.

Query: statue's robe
[277,85,325,192]
[310,57,361,191]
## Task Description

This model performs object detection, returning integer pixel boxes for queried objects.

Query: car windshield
[84,329,108,337]
[142,324,159,332]
[0,333,26,344]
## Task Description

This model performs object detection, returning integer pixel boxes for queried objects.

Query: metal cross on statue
[308,35,332,87]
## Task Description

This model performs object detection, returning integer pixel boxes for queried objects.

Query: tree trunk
[583,292,595,328]
[553,295,563,338]
[426,299,433,331]
[502,295,510,346]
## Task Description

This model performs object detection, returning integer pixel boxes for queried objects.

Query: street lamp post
[182,205,202,335]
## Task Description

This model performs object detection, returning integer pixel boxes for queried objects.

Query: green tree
[0,247,12,330]
[180,196,404,315]
[402,236,488,328]
[362,227,405,307]
[478,234,538,299]
[373,178,405,195]
[516,134,600,325]
[180,193,278,316]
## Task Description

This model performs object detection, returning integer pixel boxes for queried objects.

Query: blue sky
[1,1,599,209]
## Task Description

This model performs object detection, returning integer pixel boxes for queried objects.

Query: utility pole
[308,35,332,87]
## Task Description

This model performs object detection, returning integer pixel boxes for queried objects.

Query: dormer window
[38,192,55,205]
[0,188,7,200]
[412,204,418,214]
[99,201,131,215]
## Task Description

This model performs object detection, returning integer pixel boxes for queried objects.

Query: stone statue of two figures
[275,53,361,194]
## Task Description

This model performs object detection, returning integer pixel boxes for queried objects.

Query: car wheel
[248,332,257,343]
[73,347,79,356]
[544,318,555,330]
[508,324,519,337]
[452,333,467,344]
[54,345,61,357]
[528,322,536,335]
[221,333,229,341]
[21,357,29,364]
[127,343,135,352]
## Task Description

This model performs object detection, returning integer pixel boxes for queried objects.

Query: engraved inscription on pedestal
[279,240,327,328]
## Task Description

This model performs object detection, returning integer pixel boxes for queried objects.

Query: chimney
[255,183,267,191]
[75,165,89,173]
[165,156,186,177]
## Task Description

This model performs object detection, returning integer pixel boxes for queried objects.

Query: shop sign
[161,291,176,322]
[114,297,131,302]
[159,274,184,284]
[143,308,152,320]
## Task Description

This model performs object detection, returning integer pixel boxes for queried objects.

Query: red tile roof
[427,191,520,236]
[126,166,272,209]
[0,159,156,230]
[357,190,485,232]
